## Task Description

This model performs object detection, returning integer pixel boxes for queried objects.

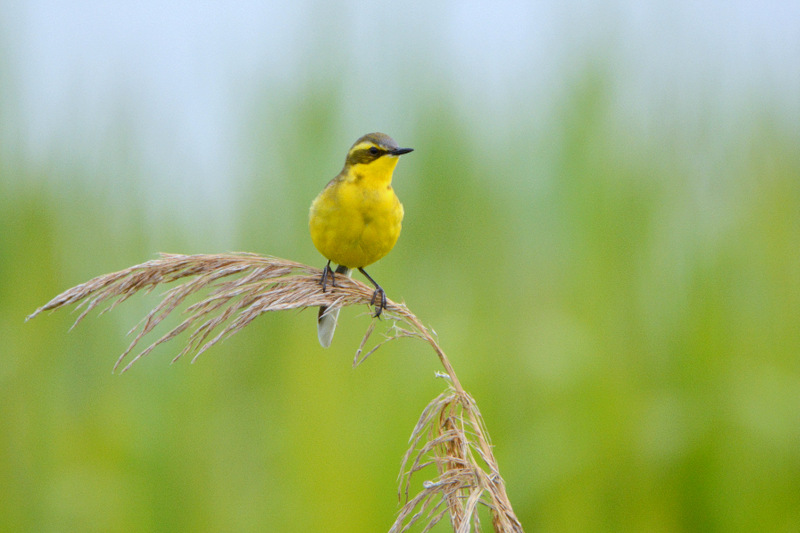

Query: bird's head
[344,132,413,170]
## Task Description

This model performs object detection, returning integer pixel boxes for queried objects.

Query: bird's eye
[369,146,379,155]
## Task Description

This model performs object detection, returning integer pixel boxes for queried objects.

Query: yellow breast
[309,168,404,269]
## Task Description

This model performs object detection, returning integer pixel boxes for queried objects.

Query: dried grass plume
[28,252,523,532]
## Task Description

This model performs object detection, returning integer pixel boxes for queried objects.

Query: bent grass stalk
[27,253,523,532]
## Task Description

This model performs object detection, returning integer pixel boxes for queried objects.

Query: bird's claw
[370,288,387,318]
[320,261,337,293]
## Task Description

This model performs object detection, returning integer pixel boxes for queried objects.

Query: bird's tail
[317,265,351,348]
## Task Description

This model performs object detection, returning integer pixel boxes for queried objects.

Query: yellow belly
[309,179,404,269]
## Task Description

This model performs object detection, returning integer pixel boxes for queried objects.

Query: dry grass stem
[28,252,523,531]
[27,253,386,372]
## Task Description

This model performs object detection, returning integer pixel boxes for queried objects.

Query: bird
[309,132,413,347]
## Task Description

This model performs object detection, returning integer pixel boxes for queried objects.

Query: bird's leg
[320,260,335,292]
[358,268,387,317]
[321,262,350,292]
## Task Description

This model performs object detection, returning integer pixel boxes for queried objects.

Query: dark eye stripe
[347,147,385,166]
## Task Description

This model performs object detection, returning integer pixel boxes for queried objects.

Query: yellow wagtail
[309,132,413,347]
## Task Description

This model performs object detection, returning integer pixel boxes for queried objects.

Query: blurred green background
[2,2,799,531]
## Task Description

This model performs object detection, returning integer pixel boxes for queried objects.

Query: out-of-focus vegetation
[2,13,800,533]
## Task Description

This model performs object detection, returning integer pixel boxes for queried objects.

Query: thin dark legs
[319,262,386,317]
[358,268,387,317]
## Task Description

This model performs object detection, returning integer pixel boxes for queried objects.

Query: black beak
[390,147,414,156]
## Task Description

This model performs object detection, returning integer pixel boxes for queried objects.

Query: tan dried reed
[27,252,523,532]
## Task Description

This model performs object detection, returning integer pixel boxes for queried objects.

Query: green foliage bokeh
[2,27,800,533]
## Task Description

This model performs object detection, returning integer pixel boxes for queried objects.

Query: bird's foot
[370,287,387,318]
[320,261,338,292]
